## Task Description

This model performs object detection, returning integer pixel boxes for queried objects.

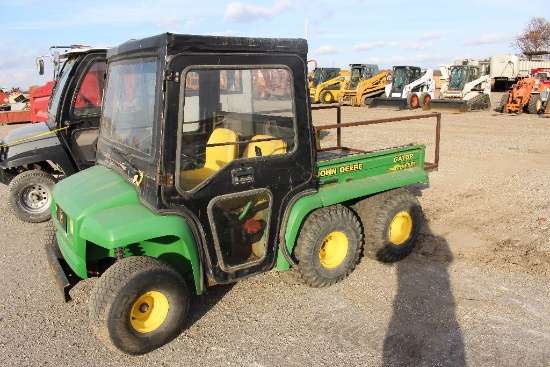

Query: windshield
[448,66,467,90]
[311,68,339,88]
[101,58,157,155]
[391,67,421,93]
[349,67,363,89]
[47,58,77,128]
[391,67,409,93]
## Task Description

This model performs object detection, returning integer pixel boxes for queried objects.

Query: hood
[1,122,62,165]
[1,122,52,144]
[53,165,140,221]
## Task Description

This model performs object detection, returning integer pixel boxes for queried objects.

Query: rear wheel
[295,205,363,287]
[526,95,543,114]
[406,93,420,109]
[89,256,189,355]
[356,188,423,262]
[320,90,334,104]
[8,170,56,223]
[418,92,431,107]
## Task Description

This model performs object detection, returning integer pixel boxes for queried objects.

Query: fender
[276,167,428,270]
[53,165,203,294]
[0,122,76,175]
[80,203,202,294]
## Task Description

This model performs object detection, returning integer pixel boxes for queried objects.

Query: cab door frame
[162,52,317,285]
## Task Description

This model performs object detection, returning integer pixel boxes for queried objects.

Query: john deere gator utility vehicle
[46,33,441,355]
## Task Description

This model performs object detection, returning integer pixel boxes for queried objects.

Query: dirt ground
[0,93,549,366]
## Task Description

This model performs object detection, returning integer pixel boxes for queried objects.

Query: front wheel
[526,95,543,114]
[356,188,423,262]
[8,170,56,223]
[418,92,431,108]
[406,93,420,109]
[89,256,189,355]
[320,90,334,104]
[294,205,363,287]
[499,93,510,113]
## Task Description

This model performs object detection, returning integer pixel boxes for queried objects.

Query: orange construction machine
[499,76,547,114]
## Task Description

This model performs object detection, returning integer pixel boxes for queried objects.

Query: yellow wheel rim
[319,231,349,269]
[130,291,169,333]
[389,211,413,245]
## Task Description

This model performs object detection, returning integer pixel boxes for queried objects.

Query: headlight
[68,218,74,235]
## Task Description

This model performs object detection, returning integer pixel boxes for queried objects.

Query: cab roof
[107,32,308,60]
[58,46,108,59]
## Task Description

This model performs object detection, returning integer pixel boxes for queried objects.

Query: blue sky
[0,0,544,90]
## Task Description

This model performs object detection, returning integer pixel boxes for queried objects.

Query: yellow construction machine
[338,64,388,106]
[309,67,349,104]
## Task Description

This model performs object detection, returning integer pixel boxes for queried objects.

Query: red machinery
[0,81,53,124]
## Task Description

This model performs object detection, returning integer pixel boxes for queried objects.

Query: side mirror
[37,59,45,75]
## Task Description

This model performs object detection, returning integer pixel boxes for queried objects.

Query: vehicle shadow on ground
[382,225,466,367]
[184,282,236,328]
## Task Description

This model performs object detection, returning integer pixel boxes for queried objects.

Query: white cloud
[313,45,341,56]
[223,0,294,23]
[352,41,397,52]
[185,18,208,31]
[404,41,435,51]
[420,31,442,40]
[461,34,511,46]
[158,18,180,29]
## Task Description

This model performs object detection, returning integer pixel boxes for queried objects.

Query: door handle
[231,167,254,185]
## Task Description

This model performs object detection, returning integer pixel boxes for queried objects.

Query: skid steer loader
[338,64,388,106]
[369,66,435,110]
[424,60,491,113]
[309,67,349,104]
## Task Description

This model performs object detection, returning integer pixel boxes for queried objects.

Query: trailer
[490,54,550,91]
[0,82,53,124]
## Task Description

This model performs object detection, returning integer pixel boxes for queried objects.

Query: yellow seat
[181,128,238,190]
[242,135,287,158]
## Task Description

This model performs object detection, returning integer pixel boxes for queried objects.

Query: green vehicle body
[52,144,428,293]
[52,166,202,293]
[45,32,440,354]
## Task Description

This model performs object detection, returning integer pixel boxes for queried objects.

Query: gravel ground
[1,93,549,366]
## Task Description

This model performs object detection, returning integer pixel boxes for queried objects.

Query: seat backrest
[204,128,239,170]
[242,134,287,158]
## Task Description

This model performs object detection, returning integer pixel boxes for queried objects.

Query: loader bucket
[369,97,408,110]
[423,99,468,113]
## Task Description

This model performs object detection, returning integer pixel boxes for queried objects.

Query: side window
[73,60,106,117]
[101,60,157,155]
[178,67,296,191]
[209,190,272,270]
